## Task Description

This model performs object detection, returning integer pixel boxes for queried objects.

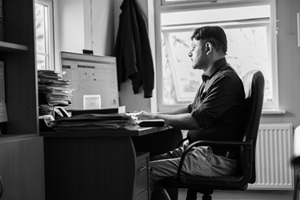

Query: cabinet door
[134,152,150,200]
[0,135,45,200]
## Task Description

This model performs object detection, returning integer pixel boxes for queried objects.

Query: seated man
[136,26,247,200]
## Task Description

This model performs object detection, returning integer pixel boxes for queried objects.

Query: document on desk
[136,119,165,127]
[54,113,135,130]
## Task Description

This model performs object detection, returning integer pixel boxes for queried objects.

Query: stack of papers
[54,113,135,130]
[38,70,73,106]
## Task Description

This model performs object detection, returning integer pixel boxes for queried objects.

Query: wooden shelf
[0,41,28,51]
[0,0,45,199]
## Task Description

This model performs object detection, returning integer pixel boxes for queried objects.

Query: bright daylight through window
[154,0,278,111]
[35,0,54,70]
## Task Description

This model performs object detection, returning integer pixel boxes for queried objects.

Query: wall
[53,0,115,70]
[259,0,300,127]
[54,0,84,54]
[83,0,115,56]
[53,0,84,69]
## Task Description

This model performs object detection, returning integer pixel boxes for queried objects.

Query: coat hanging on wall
[115,0,154,98]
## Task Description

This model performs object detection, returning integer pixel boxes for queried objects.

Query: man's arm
[160,107,189,115]
[155,113,200,130]
[136,109,200,130]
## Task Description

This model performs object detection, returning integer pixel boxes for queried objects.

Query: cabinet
[1,0,38,135]
[0,135,44,200]
[134,153,150,200]
[42,127,173,200]
[0,0,45,200]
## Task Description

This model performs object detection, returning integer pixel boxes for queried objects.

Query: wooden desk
[42,125,181,200]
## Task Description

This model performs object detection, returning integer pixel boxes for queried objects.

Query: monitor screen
[61,51,119,110]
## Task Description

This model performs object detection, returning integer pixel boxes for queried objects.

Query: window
[35,0,55,70]
[154,0,278,111]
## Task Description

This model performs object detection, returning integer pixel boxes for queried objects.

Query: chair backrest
[241,70,265,183]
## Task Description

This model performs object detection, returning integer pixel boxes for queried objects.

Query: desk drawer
[134,152,149,199]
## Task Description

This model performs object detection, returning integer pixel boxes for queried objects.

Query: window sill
[262,109,286,115]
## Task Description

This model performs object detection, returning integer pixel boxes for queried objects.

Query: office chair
[157,70,265,200]
[292,126,300,200]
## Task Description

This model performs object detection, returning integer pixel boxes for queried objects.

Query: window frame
[153,0,279,112]
[35,0,55,71]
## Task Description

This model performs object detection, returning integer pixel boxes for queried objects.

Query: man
[136,26,246,200]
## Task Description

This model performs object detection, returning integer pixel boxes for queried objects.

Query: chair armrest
[176,140,253,181]
[176,137,189,148]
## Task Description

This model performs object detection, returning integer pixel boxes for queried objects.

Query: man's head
[189,26,227,70]
[191,26,227,54]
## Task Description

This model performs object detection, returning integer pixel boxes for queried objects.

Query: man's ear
[205,42,212,54]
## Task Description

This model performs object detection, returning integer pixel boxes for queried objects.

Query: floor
[177,189,293,200]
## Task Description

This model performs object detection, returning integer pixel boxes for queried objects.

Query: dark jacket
[115,0,154,98]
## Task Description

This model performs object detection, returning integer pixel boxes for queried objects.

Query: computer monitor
[61,51,119,110]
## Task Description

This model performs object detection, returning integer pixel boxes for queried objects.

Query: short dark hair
[191,26,227,54]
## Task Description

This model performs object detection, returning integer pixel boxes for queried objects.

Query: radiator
[248,123,294,190]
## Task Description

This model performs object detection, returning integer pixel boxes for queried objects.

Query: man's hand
[135,110,156,120]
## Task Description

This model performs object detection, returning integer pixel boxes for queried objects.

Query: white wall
[84,0,114,56]
[53,0,115,70]
[53,0,84,70]
[55,0,85,53]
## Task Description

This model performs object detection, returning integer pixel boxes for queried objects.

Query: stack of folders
[54,113,136,131]
[38,70,73,116]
